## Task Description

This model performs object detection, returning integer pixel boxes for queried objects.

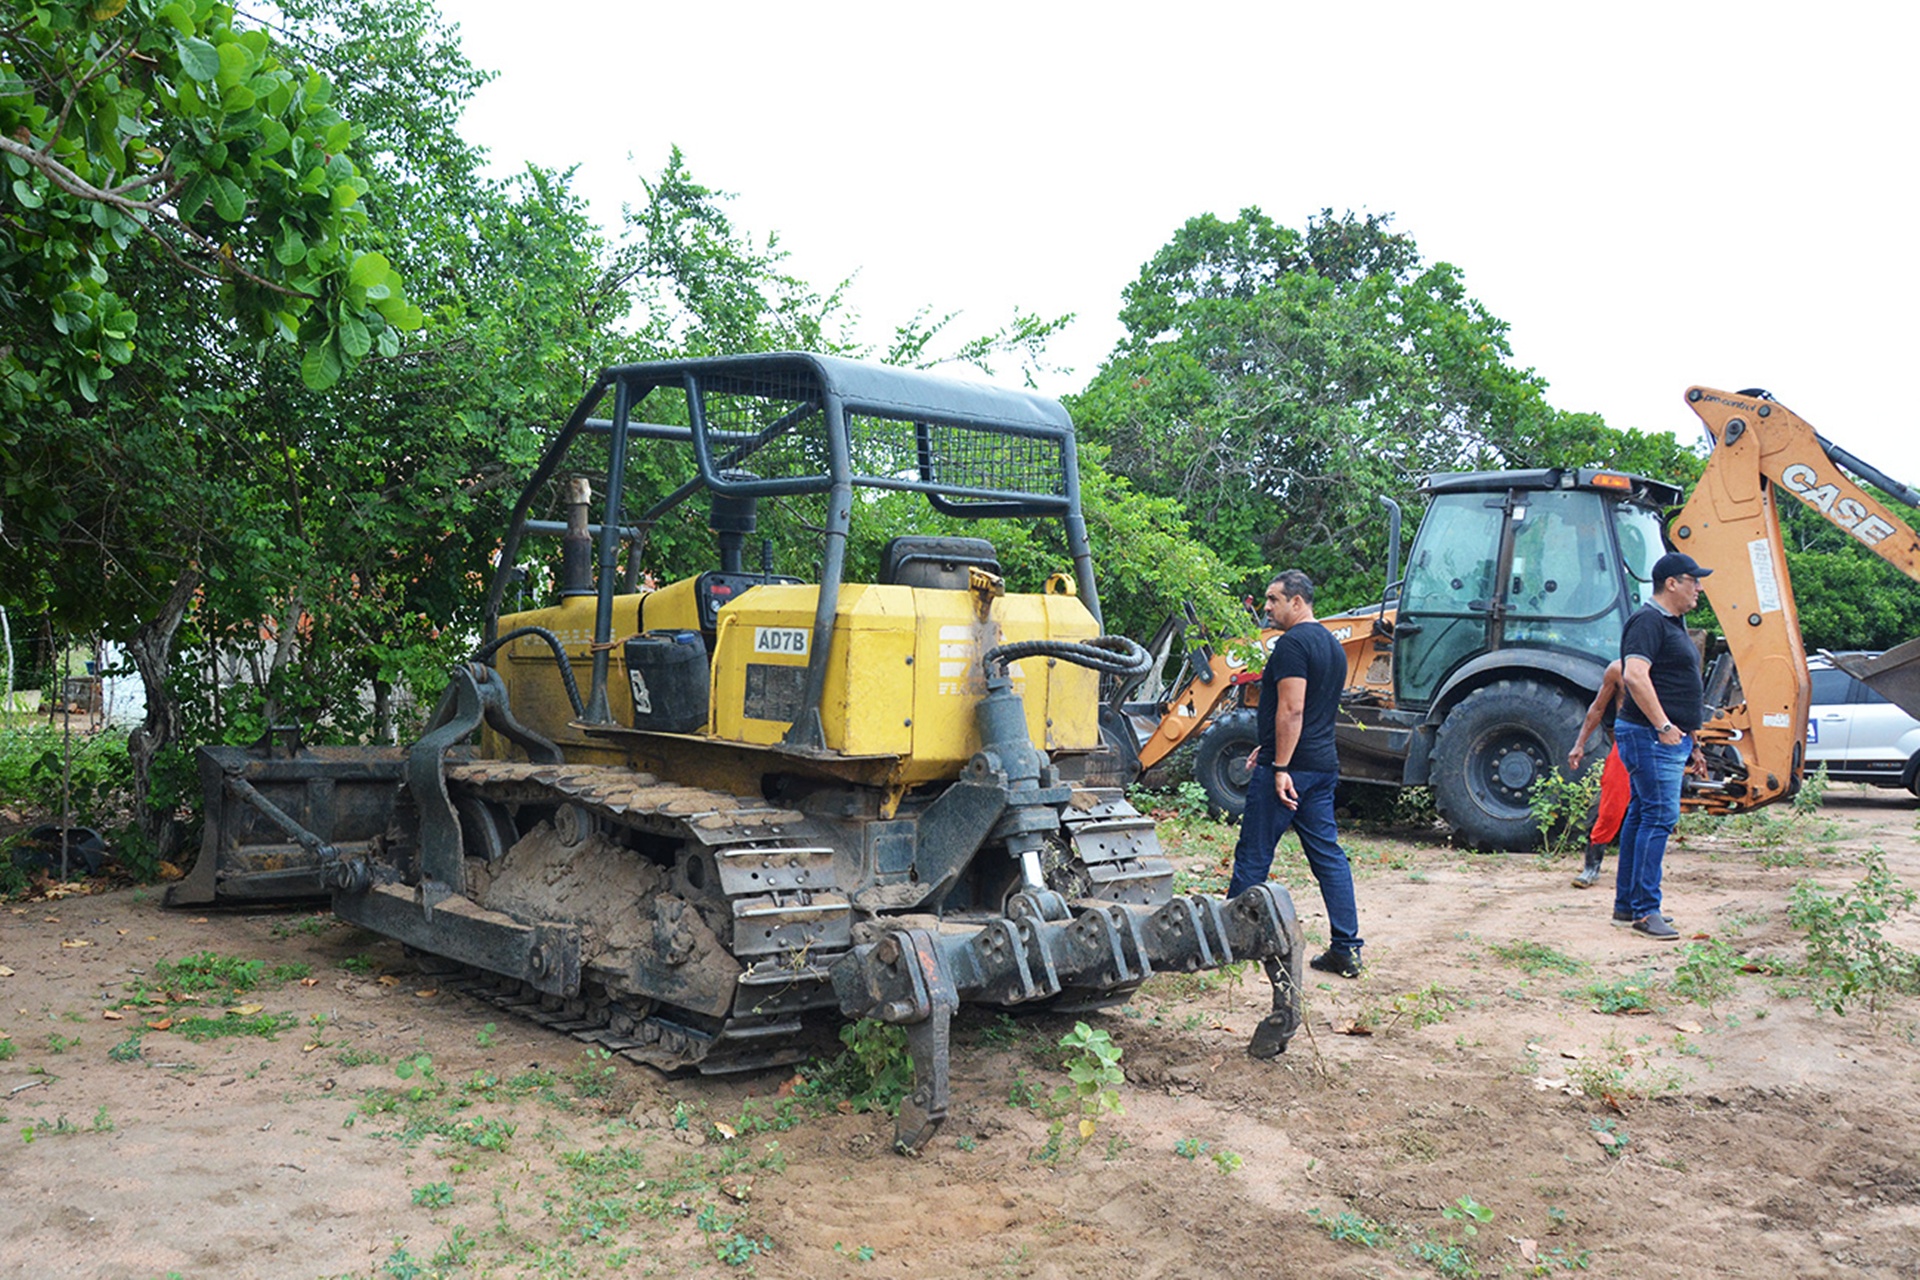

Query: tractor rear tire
[1194,709,1261,821]
[1430,679,1585,851]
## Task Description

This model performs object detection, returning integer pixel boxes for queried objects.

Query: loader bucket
[1830,638,1920,723]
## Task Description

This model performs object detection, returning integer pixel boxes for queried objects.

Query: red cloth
[1588,743,1630,845]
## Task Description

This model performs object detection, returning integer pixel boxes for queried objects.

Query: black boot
[1572,844,1604,889]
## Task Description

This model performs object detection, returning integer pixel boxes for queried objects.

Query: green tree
[1071,207,1697,618]
[0,0,422,413]
[2,0,1131,867]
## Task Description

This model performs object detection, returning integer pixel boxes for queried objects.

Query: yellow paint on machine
[485,576,1100,786]
[485,593,643,763]
[711,583,1100,785]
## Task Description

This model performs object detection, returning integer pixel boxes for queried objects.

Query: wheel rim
[1221,751,1253,801]
[1466,728,1552,818]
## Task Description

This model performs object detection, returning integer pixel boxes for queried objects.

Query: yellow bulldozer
[167,354,1305,1153]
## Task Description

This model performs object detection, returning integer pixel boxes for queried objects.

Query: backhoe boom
[1671,387,1920,812]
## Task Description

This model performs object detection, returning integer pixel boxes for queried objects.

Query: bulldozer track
[415,763,1172,1079]
[440,761,848,1076]
[444,965,822,1077]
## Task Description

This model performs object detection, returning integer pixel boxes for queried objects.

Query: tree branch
[0,136,321,302]
[49,35,140,153]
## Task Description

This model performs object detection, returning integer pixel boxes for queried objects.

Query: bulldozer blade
[168,744,408,907]
[1831,638,1920,722]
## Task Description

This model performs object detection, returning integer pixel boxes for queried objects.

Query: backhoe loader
[1118,385,1920,844]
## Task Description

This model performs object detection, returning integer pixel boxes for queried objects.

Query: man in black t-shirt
[1226,570,1365,977]
[1612,551,1712,940]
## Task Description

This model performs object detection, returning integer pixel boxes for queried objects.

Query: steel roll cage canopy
[481,352,1101,751]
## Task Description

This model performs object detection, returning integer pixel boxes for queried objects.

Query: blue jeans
[1228,764,1363,952]
[1612,720,1689,921]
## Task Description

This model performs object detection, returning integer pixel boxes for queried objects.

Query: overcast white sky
[442,1,1920,491]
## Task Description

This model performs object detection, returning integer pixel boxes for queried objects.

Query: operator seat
[879,536,1002,590]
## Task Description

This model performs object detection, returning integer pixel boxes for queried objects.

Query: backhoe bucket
[1830,638,1920,722]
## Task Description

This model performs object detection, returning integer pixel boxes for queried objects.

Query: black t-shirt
[1256,620,1344,773]
[1615,603,1704,731]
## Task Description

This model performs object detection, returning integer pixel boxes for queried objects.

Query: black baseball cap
[1651,552,1713,586]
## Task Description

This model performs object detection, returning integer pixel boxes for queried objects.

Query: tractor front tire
[1430,679,1585,851]
[1194,709,1261,821]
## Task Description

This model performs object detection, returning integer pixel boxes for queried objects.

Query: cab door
[1395,492,1507,708]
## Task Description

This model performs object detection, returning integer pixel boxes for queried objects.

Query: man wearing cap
[1612,551,1712,939]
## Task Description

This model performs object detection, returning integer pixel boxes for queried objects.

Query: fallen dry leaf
[60,938,92,949]
[720,1178,751,1202]
[299,978,319,987]
[1673,1021,1703,1035]
[1561,1048,1585,1060]
[414,989,438,999]
[116,929,127,936]
[146,1018,173,1031]
[225,1003,264,1016]
[712,1121,737,1140]
[190,917,208,924]
[376,975,400,987]
[0,965,15,977]
[102,1009,124,1021]
[303,1043,321,1053]
[1340,1024,1374,1036]
[1518,1238,1539,1263]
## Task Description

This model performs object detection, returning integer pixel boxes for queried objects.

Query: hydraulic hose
[982,635,1152,681]
[469,626,585,718]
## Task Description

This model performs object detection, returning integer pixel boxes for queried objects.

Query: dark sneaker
[1613,909,1674,926]
[1309,947,1363,979]
[1632,913,1679,941]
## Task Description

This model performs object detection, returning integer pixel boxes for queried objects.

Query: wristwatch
[1659,721,1675,734]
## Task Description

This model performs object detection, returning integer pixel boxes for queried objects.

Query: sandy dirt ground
[3,785,1919,1280]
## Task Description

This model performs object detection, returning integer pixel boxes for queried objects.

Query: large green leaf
[300,336,343,389]
[216,39,253,90]
[348,251,391,289]
[336,314,371,359]
[209,176,246,222]
[176,36,221,84]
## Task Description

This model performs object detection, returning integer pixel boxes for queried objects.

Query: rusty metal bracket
[333,883,582,998]
[410,664,562,912]
[828,928,959,1154]
[1228,884,1305,1059]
